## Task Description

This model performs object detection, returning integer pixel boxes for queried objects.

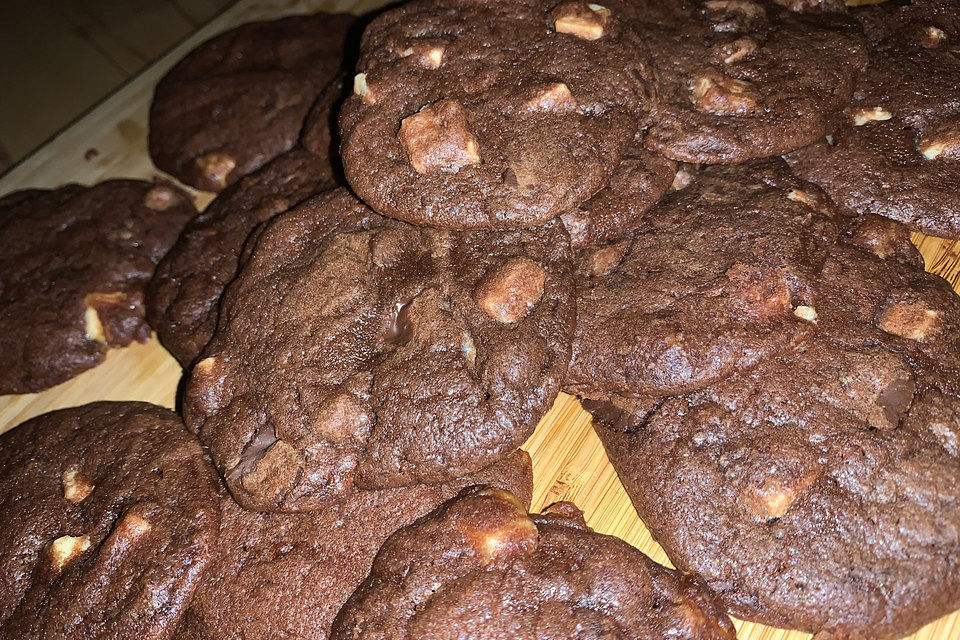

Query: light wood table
[1,2,958,639]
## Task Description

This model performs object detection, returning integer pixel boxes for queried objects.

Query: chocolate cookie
[339,0,656,229]
[640,0,867,164]
[171,451,532,640]
[786,0,960,238]
[589,236,960,638]
[0,402,221,639]
[560,139,677,247]
[301,73,348,180]
[565,159,838,400]
[183,188,574,511]
[330,486,737,640]
[0,180,196,394]
[842,211,927,269]
[149,14,356,192]
[147,149,336,367]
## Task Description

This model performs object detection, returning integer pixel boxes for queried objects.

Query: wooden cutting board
[1,1,958,638]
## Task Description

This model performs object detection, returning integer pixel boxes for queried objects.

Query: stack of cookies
[1,0,958,639]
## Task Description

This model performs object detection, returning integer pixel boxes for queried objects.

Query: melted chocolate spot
[228,427,279,480]
[876,374,917,428]
[387,300,415,346]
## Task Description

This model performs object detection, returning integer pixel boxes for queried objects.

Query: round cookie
[149,14,357,192]
[589,236,960,638]
[786,0,960,238]
[330,486,737,640]
[640,0,868,164]
[183,188,575,512]
[560,139,677,247]
[147,149,337,367]
[0,402,221,639]
[171,451,532,640]
[0,180,196,394]
[565,159,838,400]
[339,0,656,229]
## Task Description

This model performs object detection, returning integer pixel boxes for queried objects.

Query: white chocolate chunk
[852,107,892,126]
[49,535,91,572]
[62,469,94,503]
[793,306,818,322]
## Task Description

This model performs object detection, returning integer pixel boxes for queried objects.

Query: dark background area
[0,0,234,172]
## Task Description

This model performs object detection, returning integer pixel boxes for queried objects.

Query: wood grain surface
[0,0,234,166]
[1,1,958,639]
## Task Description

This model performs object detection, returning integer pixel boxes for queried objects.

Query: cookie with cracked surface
[588,239,960,638]
[329,486,737,640]
[339,0,656,229]
[147,149,337,367]
[149,14,357,192]
[786,0,960,238]
[0,402,221,640]
[640,0,867,164]
[560,138,677,247]
[565,159,838,400]
[814,239,960,393]
[0,180,196,394]
[171,451,532,640]
[183,188,574,512]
